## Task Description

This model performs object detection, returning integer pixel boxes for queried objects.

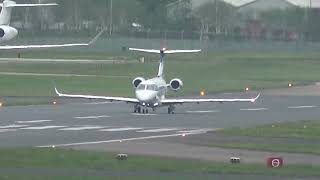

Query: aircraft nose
[136,90,155,103]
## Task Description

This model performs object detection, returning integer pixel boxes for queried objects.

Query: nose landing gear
[134,105,149,114]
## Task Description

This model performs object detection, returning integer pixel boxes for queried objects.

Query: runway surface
[0,94,320,148]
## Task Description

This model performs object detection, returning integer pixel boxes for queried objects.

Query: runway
[0,94,320,148]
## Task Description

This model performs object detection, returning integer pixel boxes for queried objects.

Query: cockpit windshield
[137,84,157,91]
[146,84,157,91]
[137,84,146,90]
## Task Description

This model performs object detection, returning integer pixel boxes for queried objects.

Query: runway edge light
[200,89,205,96]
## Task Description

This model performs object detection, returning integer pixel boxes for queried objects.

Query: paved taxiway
[0,94,320,148]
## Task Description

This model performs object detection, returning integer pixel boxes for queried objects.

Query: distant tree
[194,0,234,40]
[136,0,180,29]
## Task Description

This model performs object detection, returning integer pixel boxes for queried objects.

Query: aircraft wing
[129,48,161,54]
[162,94,260,105]
[55,87,139,104]
[0,30,104,50]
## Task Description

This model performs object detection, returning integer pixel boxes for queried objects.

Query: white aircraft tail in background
[0,0,102,50]
[0,0,57,26]
[55,48,260,114]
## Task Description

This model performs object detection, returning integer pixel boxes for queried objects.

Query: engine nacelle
[170,78,183,91]
[0,25,18,42]
[132,77,145,88]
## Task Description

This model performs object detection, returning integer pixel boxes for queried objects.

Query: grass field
[210,120,320,154]
[1,51,320,100]
[220,120,320,139]
[0,148,318,180]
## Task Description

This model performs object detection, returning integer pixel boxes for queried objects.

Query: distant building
[192,0,320,9]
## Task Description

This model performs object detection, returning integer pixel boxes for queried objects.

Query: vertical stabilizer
[0,0,16,25]
[157,49,165,77]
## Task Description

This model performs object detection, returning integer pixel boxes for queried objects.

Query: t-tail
[129,48,201,77]
[0,0,57,25]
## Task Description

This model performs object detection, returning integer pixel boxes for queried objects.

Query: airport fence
[6,30,320,55]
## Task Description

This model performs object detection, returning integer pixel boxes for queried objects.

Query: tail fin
[0,0,57,25]
[129,48,201,77]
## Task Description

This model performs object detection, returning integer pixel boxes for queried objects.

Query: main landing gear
[168,105,175,114]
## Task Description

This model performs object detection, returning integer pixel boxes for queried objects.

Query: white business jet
[55,48,260,114]
[0,0,98,50]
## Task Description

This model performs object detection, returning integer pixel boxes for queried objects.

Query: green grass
[1,52,320,99]
[207,120,320,154]
[220,120,320,139]
[210,143,320,155]
[0,148,318,180]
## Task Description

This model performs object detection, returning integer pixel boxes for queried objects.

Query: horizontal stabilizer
[129,48,201,54]
[0,3,58,8]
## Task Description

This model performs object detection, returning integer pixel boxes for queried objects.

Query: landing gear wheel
[168,106,175,114]
[134,105,142,113]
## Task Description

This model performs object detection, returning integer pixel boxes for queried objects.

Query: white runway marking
[100,127,143,132]
[240,108,268,111]
[137,128,179,133]
[59,126,105,131]
[21,126,66,130]
[131,113,157,116]
[178,128,213,133]
[0,129,17,133]
[84,102,114,105]
[74,115,110,119]
[37,132,206,148]
[288,106,317,109]
[16,120,52,124]
[186,110,219,113]
[0,124,28,129]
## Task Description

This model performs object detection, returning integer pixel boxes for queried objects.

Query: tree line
[10,0,320,41]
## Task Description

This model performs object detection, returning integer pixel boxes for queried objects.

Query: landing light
[0,102,3,107]
[245,87,250,91]
[288,83,293,87]
[200,90,205,96]
[182,133,186,137]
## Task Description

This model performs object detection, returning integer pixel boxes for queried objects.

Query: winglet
[88,29,105,45]
[54,87,62,96]
[251,93,261,103]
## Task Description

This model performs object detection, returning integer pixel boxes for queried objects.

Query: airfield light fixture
[245,87,250,91]
[200,90,205,96]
